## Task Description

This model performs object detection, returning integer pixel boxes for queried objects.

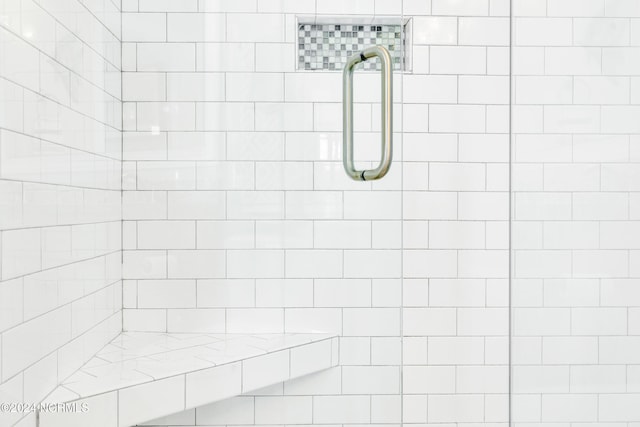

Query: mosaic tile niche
[297,22,405,71]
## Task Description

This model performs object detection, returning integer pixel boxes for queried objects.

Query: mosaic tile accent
[298,23,405,71]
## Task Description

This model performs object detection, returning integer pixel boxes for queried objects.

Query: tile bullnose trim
[37,332,338,427]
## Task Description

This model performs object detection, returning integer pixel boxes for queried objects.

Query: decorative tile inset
[298,23,405,71]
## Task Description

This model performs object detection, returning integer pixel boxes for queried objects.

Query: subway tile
[255,220,313,249]
[413,17,457,45]
[186,362,241,408]
[196,43,255,72]
[256,43,294,72]
[255,396,312,424]
[168,191,226,219]
[123,73,166,102]
[600,394,640,421]
[284,73,341,102]
[0,278,23,333]
[123,250,167,279]
[137,161,196,190]
[137,279,196,308]
[546,47,602,75]
[227,132,283,161]
[255,103,313,132]
[242,351,290,392]
[403,75,457,104]
[575,18,630,45]
[428,337,485,365]
[543,337,598,364]
[227,250,284,278]
[459,75,509,104]
[316,0,374,14]
[313,279,371,308]
[168,249,226,278]
[603,106,640,133]
[284,308,342,334]
[343,308,399,337]
[344,250,401,279]
[514,251,572,279]
[430,46,487,74]
[167,132,225,160]
[255,162,313,190]
[600,337,640,363]
[198,0,256,12]
[544,106,600,134]
[122,13,166,41]
[123,132,167,160]
[515,76,572,104]
[547,0,604,16]
[167,308,225,332]
[119,376,185,427]
[544,222,599,249]
[404,366,455,393]
[430,105,486,133]
[313,395,370,424]
[605,0,640,17]
[459,308,508,336]
[541,394,597,422]
[227,73,284,102]
[457,365,508,393]
[196,161,254,190]
[285,250,342,278]
[137,102,196,131]
[257,0,315,13]
[1,228,41,280]
[139,0,197,11]
[1,306,71,381]
[342,366,399,394]
[196,397,254,425]
[573,250,629,278]
[227,13,284,42]
[515,18,572,46]
[166,73,225,102]
[168,13,226,42]
[601,279,640,305]
[196,102,255,131]
[228,191,284,220]
[197,279,255,307]
[344,192,401,220]
[137,220,195,249]
[285,191,342,219]
[197,221,254,249]
[138,43,196,71]
[255,278,313,308]
[460,17,509,46]
[432,0,489,15]
[513,366,570,393]
[403,308,456,336]
[0,28,40,92]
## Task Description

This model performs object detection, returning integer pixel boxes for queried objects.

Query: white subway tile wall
[0,0,636,425]
[0,0,122,425]
[512,0,640,425]
[402,0,510,423]
[121,0,510,426]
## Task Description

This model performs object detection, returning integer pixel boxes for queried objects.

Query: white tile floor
[39,332,338,427]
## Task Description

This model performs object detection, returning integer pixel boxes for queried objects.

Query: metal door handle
[342,45,393,181]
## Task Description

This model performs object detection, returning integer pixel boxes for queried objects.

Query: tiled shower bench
[38,332,338,427]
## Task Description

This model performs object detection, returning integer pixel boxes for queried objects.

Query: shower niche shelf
[38,332,338,427]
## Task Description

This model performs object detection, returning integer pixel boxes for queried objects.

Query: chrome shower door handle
[342,45,393,181]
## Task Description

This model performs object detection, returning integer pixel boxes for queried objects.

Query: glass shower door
[195,4,407,426]
[511,3,640,424]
